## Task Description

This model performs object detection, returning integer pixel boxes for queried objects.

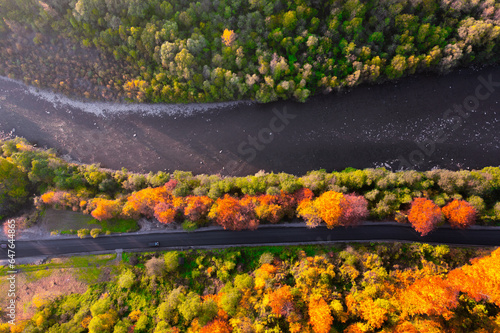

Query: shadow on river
[0,65,499,176]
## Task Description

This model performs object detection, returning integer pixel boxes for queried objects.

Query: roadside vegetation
[1,138,500,237]
[1,0,500,103]
[1,243,499,332]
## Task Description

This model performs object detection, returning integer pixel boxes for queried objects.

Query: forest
[0,0,500,103]
[1,243,499,332]
[1,138,500,236]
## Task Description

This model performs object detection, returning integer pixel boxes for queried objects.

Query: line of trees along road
[2,138,500,236]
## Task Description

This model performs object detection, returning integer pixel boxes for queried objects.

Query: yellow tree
[221,29,237,46]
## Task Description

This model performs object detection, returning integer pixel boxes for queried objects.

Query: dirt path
[0,65,499,176]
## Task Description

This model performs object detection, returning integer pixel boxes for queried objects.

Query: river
[0,65,499,176]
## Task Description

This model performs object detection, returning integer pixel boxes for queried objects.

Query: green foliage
[0,157,29,218]
[178,291,201,323]
[90,297,111,317]
[164,251,179,273]
[117,270,135,289]
[1,0,500,103]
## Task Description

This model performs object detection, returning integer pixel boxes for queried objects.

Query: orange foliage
[254,194,286,223]
[184,196,213,221]
[448,248,500,306]
[39,191,80,210]
[153,202,176,223]
[267,285,293,316]
[298,191,368,228]
[199,318,232,333]
[314,191,344,228]
[208,194,259,230]
[125,186,170,218]
[407,198,443,236]
[40,191,55,205]
[90,198,122,221]
[442,199,476,229]
[254,263,277,289]
[358,298,387,329]
[398,275,459,319]
[81,315,92,328]
[308,296,333,333]
[221,29,237,46]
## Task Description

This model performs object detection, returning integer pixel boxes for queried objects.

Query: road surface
[6,224,500,258]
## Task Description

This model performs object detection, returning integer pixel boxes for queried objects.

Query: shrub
[77,228,90,239]
[182,220,198,231]
[90,228,102,238]
[408,198,443,236]
[442,200,476,229]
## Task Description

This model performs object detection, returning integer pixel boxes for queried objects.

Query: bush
[90,228,102,238]
[77,228,90,239]
[182,220,198,231]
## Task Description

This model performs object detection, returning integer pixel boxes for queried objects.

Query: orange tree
[407,198,443,236]
[208,194,259,230]
[442,199,476,229]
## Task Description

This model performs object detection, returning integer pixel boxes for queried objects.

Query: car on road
[148,242,160,247]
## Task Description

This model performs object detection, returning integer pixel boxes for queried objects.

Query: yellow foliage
[128,309,142,322]
[10,322,27,333]
[32,295,48,308]
[221,29,237,46]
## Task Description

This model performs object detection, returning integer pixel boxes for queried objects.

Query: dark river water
[0,65,499,176]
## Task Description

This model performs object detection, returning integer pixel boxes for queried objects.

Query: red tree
[339,194,369,226]
[442,199,476,229]
[184,196,214,222]
[407,198,443,236]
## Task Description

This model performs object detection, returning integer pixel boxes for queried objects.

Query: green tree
[0,158,29,218]
[178,292,201,323]
[164,251,179,273]
[117,270,135,289]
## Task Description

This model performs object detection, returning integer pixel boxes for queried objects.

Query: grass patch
[89,218,139,233]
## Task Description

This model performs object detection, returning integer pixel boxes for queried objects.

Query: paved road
[6,224,500,258]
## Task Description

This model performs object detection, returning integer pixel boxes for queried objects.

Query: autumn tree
[199,318,232,333]
[448,248,500,307]
[145,257,166,276]
[208,194,259,230]
[221,29,237,47]
[124,186,170,218]
[184,196,213,222]
[407,198,443,236]
[90,198,122,221]
[267,285,294,316]
[339,194,369,226]
[442,199,476,229]
[398,275,459,319]
[308,296,333,333]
